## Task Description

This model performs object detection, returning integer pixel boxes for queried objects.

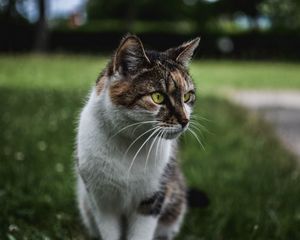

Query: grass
[1,55,300,92]
[192,61,300,93]
[0,55,300,239]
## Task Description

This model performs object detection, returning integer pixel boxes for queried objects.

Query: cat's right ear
[112,35,151,75]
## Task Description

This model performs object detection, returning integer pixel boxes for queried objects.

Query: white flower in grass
[55,163,64,173]
[37,141,47,151]
[15,152,24,161]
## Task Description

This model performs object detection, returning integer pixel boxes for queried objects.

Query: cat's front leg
[127,191,165,240]
[77,161,121,240]
[92,206,121,240]
[127,214,158,240]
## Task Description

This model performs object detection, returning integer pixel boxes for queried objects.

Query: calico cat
[76,34,200,240]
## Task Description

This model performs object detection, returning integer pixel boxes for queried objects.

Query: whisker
[123,126,159,162]
[182,129,187,144]
[191,114,211,122]
[128,128,161,174]
[159,130,167,157]
[189,119,207,130]
[131,121,158,135]
[144,128,162,171]
[109,120,159,140]
[154,130,164,168]
[189,123,205,137]
[190,118,205,128]
[187,128,205,151]
[189,120,211,134]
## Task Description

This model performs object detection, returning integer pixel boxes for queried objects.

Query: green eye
[151,92,165,104]
[183,92,192,102]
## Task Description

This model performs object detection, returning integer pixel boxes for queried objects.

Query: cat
[76,34,200,240]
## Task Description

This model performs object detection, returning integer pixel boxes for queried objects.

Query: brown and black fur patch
[96,74,107,95]
[138,159,187,226]
[138,191,165,216]
[109,80,132,106]
[158,160,187,225]
[107,53,195,126]
[98,35,198,119]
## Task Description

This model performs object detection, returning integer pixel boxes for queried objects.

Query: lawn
[1,55,300,92]
[0,55,300,240]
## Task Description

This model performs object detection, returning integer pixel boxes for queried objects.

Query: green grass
[1,55,300,92]
[1,55,300,239]
[192,61,300,93]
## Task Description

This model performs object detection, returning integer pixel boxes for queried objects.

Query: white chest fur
[76,89,173,211]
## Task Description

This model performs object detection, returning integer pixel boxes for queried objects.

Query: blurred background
[1,0,300,239]
[1,0,300,58]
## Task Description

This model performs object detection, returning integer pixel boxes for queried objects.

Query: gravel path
[231,91,300,158]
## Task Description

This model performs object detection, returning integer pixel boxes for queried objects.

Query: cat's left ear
[166,37,200,68]
[112,34,151,75]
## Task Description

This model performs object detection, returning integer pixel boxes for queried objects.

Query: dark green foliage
[88,0,191,21]
[260,0,300,31]
[87,0,300,32]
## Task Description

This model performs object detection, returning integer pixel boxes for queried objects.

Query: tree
[34,0,48,52]
[0,0,49,51]
[0,0,27,24]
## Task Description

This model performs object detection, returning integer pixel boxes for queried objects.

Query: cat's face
[98,35,200,139]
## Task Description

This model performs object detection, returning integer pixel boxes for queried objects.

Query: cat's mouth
[160,124,188,139]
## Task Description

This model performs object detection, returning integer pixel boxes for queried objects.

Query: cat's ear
[112,34,151,75]
[166,37,200,68]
